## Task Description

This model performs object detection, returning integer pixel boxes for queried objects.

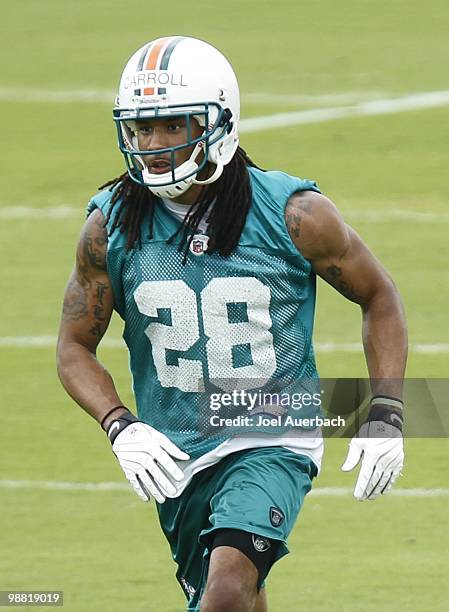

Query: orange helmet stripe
[143,37,173,95]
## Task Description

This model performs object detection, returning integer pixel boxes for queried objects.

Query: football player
[57,36,407,612]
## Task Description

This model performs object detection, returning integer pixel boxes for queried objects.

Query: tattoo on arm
[285,193,314,240]
[62,277,88,320]
[324,265,363,303]
[90,281,108,338]
[62,214,111,336]
[82,214,108,274]
[286,206,301,239]
[96,280,107,305]
[89,323,104,339]
[286,192,366,304]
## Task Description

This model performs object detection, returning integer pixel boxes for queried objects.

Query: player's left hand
[341,397,404,501]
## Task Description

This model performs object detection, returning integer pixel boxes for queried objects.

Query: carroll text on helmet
[124,71,188,89]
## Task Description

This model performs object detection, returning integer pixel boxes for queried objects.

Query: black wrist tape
[371,396,404,411]
[100,405,128,430]
[368,396,404,432]
[106,411,139,444]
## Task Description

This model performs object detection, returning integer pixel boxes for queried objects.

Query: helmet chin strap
[140,139,224,199]
[141,142,202,199]
[142,166,196,199]
[192,160,223,185]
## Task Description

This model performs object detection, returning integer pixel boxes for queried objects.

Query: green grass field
[1,1,448,610]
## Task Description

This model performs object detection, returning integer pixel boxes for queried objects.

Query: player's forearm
[361,284,408,398]
[57,341,125,426]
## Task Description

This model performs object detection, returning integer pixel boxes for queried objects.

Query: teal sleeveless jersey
[88,167,320,458]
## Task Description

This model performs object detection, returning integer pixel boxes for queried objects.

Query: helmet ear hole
[218,108,233,128]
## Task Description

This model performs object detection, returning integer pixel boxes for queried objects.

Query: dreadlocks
[99,146,262,259]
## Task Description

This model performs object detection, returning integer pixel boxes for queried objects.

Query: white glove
[107,411,189,503]
[341,398,404,501]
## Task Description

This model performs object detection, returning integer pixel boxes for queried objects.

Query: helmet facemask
[113,103,234,199]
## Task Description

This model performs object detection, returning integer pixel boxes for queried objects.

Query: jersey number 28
[134,277,277,392]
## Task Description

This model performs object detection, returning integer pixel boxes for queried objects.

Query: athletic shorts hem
[200,522,287,546]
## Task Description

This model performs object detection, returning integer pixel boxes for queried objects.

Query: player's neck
[169,182,204,207]
[168,160,214,206]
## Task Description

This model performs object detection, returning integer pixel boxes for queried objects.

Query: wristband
[107,410,140,444]
[368,396,404,432]
[371,395,403,411]
[100,405,128,430]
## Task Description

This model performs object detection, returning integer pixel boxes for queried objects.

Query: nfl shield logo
[189,234,209,256]
[192,240,204,253]
[270,507,285,527]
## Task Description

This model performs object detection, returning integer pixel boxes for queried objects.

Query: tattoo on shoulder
[324,265,362,302]
[285,193,314,240]
[81,212,108,273]
[62,212,111,331]
[296,193,314,214]
[285,202,301,239]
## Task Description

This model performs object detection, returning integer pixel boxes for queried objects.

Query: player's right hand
[107,411,190,503]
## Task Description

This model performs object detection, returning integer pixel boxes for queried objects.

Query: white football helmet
[113,36,240,198]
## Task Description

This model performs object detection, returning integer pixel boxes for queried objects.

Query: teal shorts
[156,447,317,611]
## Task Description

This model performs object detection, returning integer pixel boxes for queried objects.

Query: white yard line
[0,87,116,104]
[0,336,125,348]
[0,336,448,354]
[0,87,385,106]
[1,206,449,223]
[0,205,79,219]
[342,210,449,223]
[310,487,449,498]
[0,480,129,492]
[316,343,449,354]
[0,479,447,497]
[240,90,449,133]
[1,86,449,130]
[242,91,387,106]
